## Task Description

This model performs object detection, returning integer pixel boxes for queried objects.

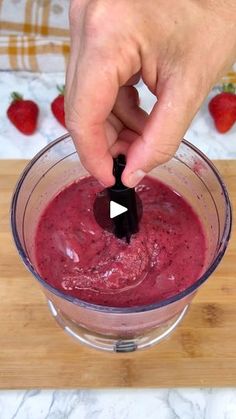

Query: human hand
[66,0,236,187]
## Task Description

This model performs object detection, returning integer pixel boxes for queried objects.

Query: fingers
[105,113,123,150]
[108,85,148,157]
[109,129,139,156]
[113,86,148,134]
[125,72,141,86]
[122,76,204,187]
[66,1,143,186]
[65,50,120,186]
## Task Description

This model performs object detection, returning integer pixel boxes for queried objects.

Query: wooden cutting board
[0,160,236,389]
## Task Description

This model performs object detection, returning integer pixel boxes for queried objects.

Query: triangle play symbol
[110,200,128,219]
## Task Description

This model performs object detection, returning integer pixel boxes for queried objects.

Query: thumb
[122,77,203,187]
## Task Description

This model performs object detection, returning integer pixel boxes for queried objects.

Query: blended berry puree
[35,176,206,307]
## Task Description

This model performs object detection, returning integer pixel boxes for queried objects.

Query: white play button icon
[93,189,142,233]
[110,200,128,219]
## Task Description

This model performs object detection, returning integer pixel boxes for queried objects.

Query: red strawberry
[208,83,236,133]
[7,92,39,135]
[51,85,66,127]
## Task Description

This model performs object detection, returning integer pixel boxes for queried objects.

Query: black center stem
[108,155,139,243]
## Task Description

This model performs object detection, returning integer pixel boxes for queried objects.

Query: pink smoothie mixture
[35,176,206,307]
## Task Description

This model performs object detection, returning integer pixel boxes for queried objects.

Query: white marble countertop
[1,71,236,419]
[1,388,236,419]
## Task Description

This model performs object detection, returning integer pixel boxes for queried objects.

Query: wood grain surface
[0,160,235,389]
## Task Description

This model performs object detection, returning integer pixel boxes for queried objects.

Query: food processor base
[47,299,189,352]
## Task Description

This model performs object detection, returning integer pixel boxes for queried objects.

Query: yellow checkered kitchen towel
[0,0,70,72]
[0,0,236,80]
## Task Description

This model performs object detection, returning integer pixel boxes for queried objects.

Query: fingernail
[125,170,146,188]
[99,176,115,188]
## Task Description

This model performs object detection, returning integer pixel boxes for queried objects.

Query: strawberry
[51,85,66,127]
[7,92,39,135]
[208,83,236,133]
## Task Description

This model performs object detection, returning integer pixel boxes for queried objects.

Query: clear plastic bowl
[11,134,232,352]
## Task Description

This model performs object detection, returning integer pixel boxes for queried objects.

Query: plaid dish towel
[0,0,70,72]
